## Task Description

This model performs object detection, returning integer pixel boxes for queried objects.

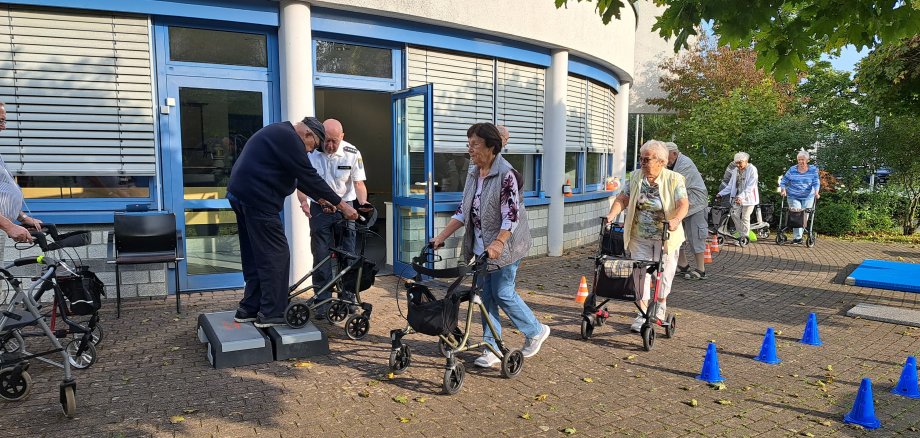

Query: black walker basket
[342,259,379,293]
[405,281,462,337]
[56,266,106,316]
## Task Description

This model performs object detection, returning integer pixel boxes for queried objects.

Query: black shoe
[791,239,803,245]
[233,308,257,323]
[254,314,286,328]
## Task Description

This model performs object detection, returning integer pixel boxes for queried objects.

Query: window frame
[312,35,402,91]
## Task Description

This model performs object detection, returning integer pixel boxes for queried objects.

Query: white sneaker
[630,313,646,332]
[521,324,551,358]
[655,303,667,322]
[474,350,500,368]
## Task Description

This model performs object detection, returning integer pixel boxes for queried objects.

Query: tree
[794,61,867,137]
[855,35,920,115]
[553,0,920,78]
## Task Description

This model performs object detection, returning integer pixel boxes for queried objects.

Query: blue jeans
[788,196,814,239]
[479,260,542,350]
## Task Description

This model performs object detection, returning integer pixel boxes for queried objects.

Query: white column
[612,82,630,184]
[279,0,313,282]
[544,49,568,257]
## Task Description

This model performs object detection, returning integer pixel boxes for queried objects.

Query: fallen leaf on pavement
[582,377,593,383]
[534,394,548,401]
[169,346,181,352]
[686,399,698,407]
[825,365,833,371]
[625,355,636,360]
[710,382,726,390]
[562,427,577,435]
[398,417,411,423]
[358,390,370,398]
[393,395,409,404]
[520,413,531,420]
[716,400,732,405]
[182,408,198,414]
[414,397,428,403]
[293,361,313,368]
[168,415,185,424]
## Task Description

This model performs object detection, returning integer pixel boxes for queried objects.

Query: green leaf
[520,412,532,420]
[563,427,577,435]
[393,395,409,404]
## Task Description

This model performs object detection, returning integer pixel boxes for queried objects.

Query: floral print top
[625,177,687,240]
[452,172,521,255]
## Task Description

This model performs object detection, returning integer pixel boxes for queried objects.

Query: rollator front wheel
[738,236,749,247]
[65,339,97,369]
[580,318,594,340]
[757,228,770,239]
[60,384,76,418]
[89,323,104,345]
[805,233,816,248]
[442,362,465,395]
[388,345,411,374]
[641,325,655,352]
[1,332,23,354]
[775,233,786,245]
[284,302,311,329]
[344,314,370,340]
[665,314,676,338]
[0,367,32,401]
[500,350,524,378]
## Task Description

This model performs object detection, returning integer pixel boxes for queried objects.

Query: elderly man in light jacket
[717,152,759,242]
[665,142,709,279]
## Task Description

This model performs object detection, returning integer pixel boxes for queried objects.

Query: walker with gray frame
[387,243,525,395]
[284,204,378,339]
[708,197,771,247]
[0,225,102,417]
[774,196,817,247]
[581,218,676,351]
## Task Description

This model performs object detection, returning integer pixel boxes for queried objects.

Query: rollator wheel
[757,228,770,239]
[344,314,370,340]
[580,318,594,340]
[775,233,785,245]
[65,339,97,370]
[327,301,350,324]
[738,236,749,247]
[60,384,76,418]
[0,367,32,401]
[717,235,724,245]
[805,233,816,248]
[442,362,465,395]
[500,349,524,378]
[388,345,411,374]
[641,325,655,352]
[665,314,677,339]
[284,302,311,329]
[89,324,104,346]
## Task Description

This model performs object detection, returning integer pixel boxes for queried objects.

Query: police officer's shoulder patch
[343,146,358,154]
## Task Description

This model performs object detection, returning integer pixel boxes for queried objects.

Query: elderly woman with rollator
[780,149,820,244]
[605,140,688,332]
[717,152,760,243]
[431,122,550,369]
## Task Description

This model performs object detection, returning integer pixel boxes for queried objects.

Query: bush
[814,202,856,236]
[853,208,895,232]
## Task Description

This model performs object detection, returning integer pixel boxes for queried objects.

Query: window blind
[496,60,544,154]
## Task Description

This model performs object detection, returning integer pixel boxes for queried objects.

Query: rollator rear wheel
[65,339,97,369]
[757,228,770,239]
[388,345,411,374]
[805,233,816,248]
[89,324,104,345]
[775,233,786,245]
[500,350,524,378]
[641,325,655,351]
[60,384,76,418]
[1,333,23,354]
[717,235,724,245]
[0,367,31,401]
[580,318,594,340]
[344,314,370,340]
[442,362,465,395]
[327,301,350,324]
[738,236,749,247]
[665,314,676,338]
[284,303,311,329]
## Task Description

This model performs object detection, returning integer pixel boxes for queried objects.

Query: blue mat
[846,259,920,293]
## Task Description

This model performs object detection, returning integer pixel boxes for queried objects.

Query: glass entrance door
[163,76,269,291]
[391,85,433,275]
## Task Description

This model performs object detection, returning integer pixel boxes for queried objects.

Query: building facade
[0,0,640,297]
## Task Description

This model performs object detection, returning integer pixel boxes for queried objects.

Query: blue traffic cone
[754,327,781,364]
[696,342,724,383]
[844,378,882,430]
[800,312,822,346]
[891,356,920,399]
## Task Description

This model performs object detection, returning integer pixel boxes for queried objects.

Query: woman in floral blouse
[431,122,550,369]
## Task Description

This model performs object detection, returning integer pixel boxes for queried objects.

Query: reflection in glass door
[165,76,268,290]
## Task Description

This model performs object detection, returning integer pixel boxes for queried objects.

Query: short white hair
[640,140,668,162]
[734,152,750,163]
[664,141,679,152]
[797,149,810,160]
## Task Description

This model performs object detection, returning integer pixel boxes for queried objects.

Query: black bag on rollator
[405,282,460,337]
[56,266,106,316]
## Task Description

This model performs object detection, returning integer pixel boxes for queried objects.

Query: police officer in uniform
[304,119,368,315]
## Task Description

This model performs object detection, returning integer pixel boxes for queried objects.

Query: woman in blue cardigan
[780,150,821,244]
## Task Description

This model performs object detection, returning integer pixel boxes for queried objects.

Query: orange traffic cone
[563,179,574,197]
[710,234,720,253]
[575,276,590,303]
[704,243,713,264]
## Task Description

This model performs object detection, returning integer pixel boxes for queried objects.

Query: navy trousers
[310,202,356,303]
[231,198,290,318]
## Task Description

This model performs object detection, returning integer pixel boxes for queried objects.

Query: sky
[822,45,869,74]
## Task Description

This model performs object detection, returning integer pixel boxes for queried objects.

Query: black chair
[107,212,184,318]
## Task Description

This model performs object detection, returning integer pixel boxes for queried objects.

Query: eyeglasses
[467,141,485,149]
[639,157,658,164]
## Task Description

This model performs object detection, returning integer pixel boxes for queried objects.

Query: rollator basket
[56,266,106,316]
[405,282,460,337]
[593,258,644,301]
